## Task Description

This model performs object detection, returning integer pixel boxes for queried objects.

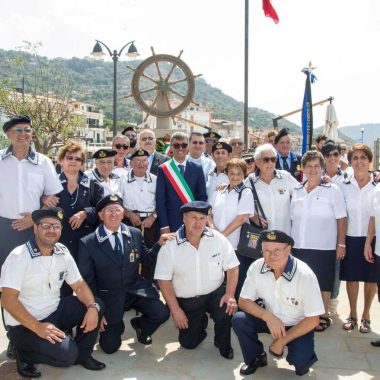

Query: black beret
[122,126,137,135]
[274,128,290,145]
[130,149,149,159]
[95,194,123,213]
[259,229,294,247]
[92,149,117,160]
[3,115,31,133]
[204,131,221,139]
[321,139,340,156]
[212,142,232,154]
[32,207,64,224]
[180,201,212,215]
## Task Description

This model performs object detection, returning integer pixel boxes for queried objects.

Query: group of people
[0,114,379,378]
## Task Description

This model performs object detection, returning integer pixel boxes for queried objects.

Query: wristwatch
[87,302,100,312]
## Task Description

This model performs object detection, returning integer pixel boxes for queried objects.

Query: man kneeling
[155,201,239,359]
[232,230,324,376]
[0,208,105,378]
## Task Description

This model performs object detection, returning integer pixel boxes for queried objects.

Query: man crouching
[0,208,105,378]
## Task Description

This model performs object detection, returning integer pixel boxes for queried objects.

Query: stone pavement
[1,283,379,379]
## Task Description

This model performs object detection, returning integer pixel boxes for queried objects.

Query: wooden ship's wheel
[126,47,202,129]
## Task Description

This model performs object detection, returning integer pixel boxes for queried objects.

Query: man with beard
[121,126,138,157]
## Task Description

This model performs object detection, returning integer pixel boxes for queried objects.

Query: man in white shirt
[155,201,239,360]
[232,230,324,376]
[0,115,63,271]
[187,132,215,180]
[0,207,105,378]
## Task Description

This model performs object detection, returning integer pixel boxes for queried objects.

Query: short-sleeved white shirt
[340,174,377,237]
[210,184,255,249]
[371,185,380,256]
[290,183,347,250]
[85,168,122,196]
[244,170,299,235]
[240,256,325,326]
[0,240,82,326]
[154,226,239,298]
[120,170,156,212]
[0,147,63,219]
[206,169,229,202]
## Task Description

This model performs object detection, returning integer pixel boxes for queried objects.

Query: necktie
[178,164,185,176]
[281,156,290,172]
[113,232,123,264]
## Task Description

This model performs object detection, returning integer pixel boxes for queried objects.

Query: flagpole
[243,0,249,147]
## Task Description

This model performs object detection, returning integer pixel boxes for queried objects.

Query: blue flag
[301,68,316,154]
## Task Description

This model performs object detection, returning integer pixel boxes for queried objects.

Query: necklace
[69,187,79,207]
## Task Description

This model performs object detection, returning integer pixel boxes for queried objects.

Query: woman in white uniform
[290,150,347,332]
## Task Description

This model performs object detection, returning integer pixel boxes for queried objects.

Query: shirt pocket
[208,261,222,281]
[310,196,331,216]
[280,292,302,312]
[27,173,44,197]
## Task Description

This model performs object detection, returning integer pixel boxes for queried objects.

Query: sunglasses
[38,222,62,231]
[191,141,205,145]
[114,144,129,150]
[261,157,276,163]
[12,127,32,134]
[65,155,83,162]
[244,158,255,164]
[171,143,188,149]
[231,142,243,146]
[141,136,155,142]
[325,151,339,158]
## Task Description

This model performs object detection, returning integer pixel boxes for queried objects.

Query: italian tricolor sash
[161,160,195,204]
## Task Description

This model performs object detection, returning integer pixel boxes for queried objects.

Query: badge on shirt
[211,252,221,258]
[58,271,65,281]
[129,251,136,263]
[278,188,286,195]
[286,296,299,306]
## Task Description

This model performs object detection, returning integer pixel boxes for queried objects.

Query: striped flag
[163,142,171,156]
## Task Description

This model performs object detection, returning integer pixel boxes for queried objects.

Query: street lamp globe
[126,42,139,58]
[91,41,106,59]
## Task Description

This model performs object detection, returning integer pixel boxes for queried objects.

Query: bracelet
[337,244,346,248]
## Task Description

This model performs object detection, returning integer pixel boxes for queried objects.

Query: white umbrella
[323,103,339,140]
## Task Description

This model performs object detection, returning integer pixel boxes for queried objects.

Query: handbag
[237,178,268,259]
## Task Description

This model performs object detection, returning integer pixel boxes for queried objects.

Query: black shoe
[239,352,267,376]
[220,347,234,360]
[15,350,41,378]
[6,341,16,360]
[295,368,310,376]
[76,356,106,371]
[130,317,152,345]
[371,340,380,347]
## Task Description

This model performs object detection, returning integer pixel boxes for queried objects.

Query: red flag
[262,0,279,24]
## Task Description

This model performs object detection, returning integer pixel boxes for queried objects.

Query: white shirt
[120,170,156,213]
[187,154,216,181]
[290,183,347,250]
[85,168,122,197]
[0,148,63,219]
[206,169,229,202]
[240,256,325,326]
[154,227,239,298]
[210,184,255,250]
[340,174,377,237]
[371,185,380,256]
[0,240,81,326]
[244,170,299,234]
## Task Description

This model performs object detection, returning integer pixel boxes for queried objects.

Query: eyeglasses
[191,141,205,145]
[262,246,288,256]
[65,155,83,162]
[114,144,129,150]
[103,208,124,215]
[325,152,340,158]
[12,127,32,134]
[351,155,369,161]
[141,136,155,142]
[205,138,217,144]
[244,158,255,164]
[38,222,62,231]
[261,157,276,163]
[171,143,188,149]
[231,142,243,146]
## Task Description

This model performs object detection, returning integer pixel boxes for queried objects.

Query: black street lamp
[91,40,139,137]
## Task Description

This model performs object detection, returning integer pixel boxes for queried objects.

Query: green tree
[0,42,85,154]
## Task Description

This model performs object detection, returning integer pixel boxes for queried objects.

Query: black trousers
[7,296,103,366]
[177,285,232,353]
[99,293,169,354]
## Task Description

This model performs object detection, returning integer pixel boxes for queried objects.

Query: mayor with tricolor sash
[156,132,207,234]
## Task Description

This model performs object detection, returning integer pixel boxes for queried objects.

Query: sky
[1,0,379,129]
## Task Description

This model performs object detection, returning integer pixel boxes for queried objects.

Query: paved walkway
[1,283,380,379]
